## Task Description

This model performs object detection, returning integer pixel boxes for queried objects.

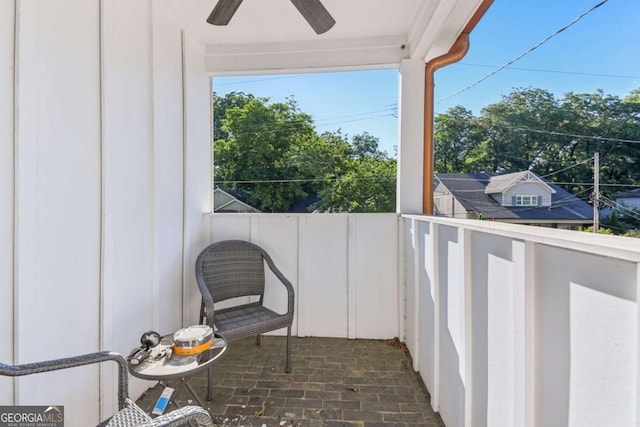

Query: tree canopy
[213,92,396,213]
[435,86,640,235]
[435,87,640,200]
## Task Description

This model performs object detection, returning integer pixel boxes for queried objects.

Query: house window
[515,195,539,206]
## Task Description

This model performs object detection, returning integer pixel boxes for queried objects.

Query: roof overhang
[157,0,486,75]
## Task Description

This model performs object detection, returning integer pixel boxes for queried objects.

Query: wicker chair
[196,240,295,399]
[0,351,213,427]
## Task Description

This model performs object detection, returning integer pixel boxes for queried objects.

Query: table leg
[185,380,208,408]
[207,366,214,401]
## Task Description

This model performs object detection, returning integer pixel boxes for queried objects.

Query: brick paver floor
[136,336,445,427]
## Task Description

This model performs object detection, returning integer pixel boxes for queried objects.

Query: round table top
[128,333,227,381]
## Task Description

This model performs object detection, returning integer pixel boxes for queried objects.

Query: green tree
[478,88,570,174]
[601,205,640,235]
[432,87,640,204]
[213,93,397,213]
[434,106,484,173]
[312,132,396,212]
[214,95,315,212]
[559,90,640,196]
[213,91,256,141]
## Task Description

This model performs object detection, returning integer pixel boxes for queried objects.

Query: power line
[214,106,397,135]
[433,114,640,146]
[599,195,640,222]
[540,157,594,179]
[215,176,396,184]
[435,175,640,189]
[456,62,640,80]
[489,124,640,145]
[438,0,609,102]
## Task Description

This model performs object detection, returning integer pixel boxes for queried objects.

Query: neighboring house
[434,171,593,229]
[612,188,640,211]
[601,188,640,217]
[214,187,260,213]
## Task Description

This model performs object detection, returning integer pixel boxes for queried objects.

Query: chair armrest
[263,253,295,315]
[197,282,216,328]
[144,405,214,427]
[0,351,129,410]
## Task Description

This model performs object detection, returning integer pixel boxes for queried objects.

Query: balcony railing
[210,212,640,427]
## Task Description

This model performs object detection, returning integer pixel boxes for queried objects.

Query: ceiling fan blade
[290,0,336,34]
[207,0,243,25]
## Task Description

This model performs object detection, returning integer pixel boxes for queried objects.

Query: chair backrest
[196,240,266,303]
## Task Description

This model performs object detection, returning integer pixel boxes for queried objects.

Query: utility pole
[593,152,600,233]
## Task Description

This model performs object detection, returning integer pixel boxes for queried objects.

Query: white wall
[208,213,401,340]
[404,215,640,427]
[182,33,213,327]
[152,3,186,337]
[1,1,212,425]
[0,0,15,404]
[101,0,155,403]
[14,2,102,424]
[396,59,424,214]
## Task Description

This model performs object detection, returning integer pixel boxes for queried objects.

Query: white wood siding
[208,214,401,341]
[403,215,640,427]
[503,183,552,206]
[2,2,211,424]
[14,2,102,423]
[0,0,15,404]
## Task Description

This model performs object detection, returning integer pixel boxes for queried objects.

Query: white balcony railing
[210,213,640,427]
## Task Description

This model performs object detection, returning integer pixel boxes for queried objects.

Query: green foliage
[601,205,640,236]
[213,93,396,213]
[434,86,640,200]
[580,226,614,235]
[214,95,315,212]
[311,132,396,212]
[434,106,483,173]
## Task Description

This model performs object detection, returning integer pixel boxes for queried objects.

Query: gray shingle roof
[615,188,640,199]
[435,173,593,221]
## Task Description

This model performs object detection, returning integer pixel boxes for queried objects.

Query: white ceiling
[159,0,484,75]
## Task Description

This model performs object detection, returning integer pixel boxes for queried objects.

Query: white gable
[485,171,556,195]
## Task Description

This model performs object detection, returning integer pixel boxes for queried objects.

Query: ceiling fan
[207,0,336,35]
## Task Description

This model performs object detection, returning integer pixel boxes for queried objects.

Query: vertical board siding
[14,0,102,423]
[403,220,418,361]
[101,0,154,402]
[437,225,465,427]
[152,5,185,337]
[182,33,212,326]
[254,215,300,335]
[403,216,640,427]
[537,246,637,427]
[208,214,401,340]
[0,0,15,404]
[352,215,399,339]
[396,59,424,214]
[3,1,210,423]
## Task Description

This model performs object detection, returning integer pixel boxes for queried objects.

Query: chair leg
[207,365,214,401]
[285,326,292,373]
[256,335,261,346]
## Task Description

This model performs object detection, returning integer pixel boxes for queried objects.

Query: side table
[128,333,227,410]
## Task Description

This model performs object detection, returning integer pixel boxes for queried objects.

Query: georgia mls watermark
[0,406,64,427]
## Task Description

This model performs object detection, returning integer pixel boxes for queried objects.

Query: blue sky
[213,0,640,156]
